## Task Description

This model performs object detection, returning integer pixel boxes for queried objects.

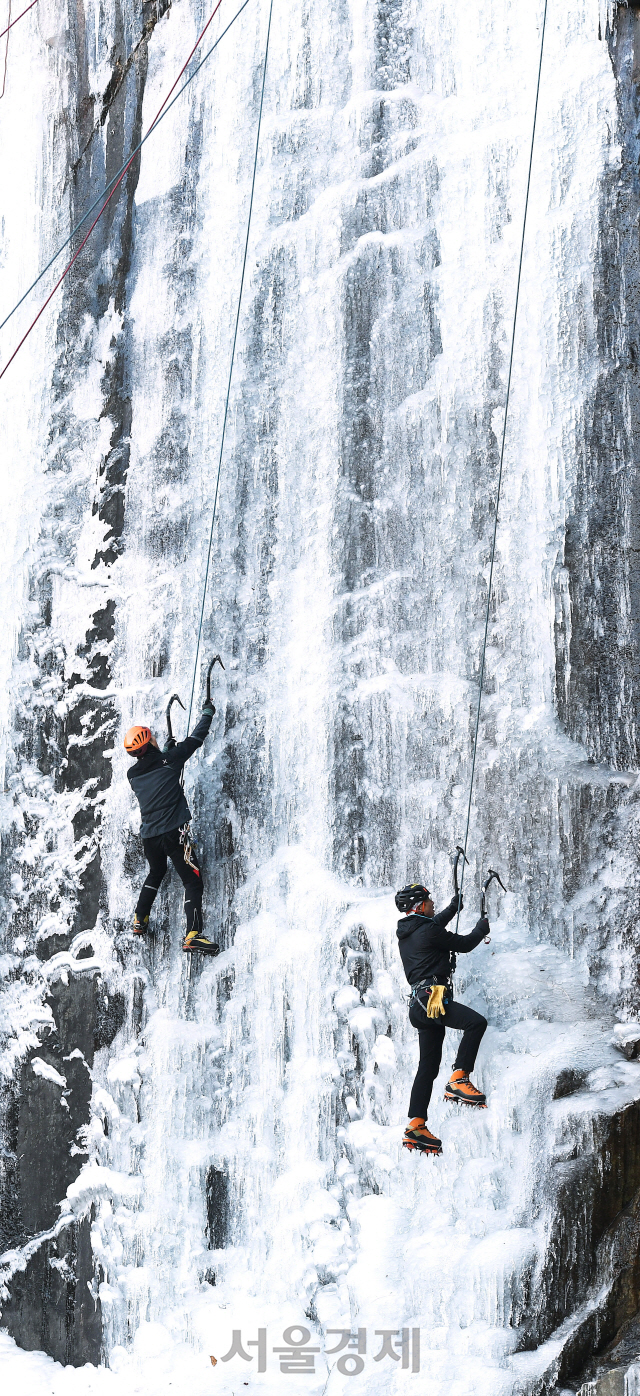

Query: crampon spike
[402,1139,442,1156]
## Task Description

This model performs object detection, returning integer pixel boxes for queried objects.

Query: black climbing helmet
[395,883,430,914]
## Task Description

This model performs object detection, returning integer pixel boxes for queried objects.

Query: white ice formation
[1,1,640,1394]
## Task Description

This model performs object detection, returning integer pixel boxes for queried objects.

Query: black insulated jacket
[127,711,213,838]
[396,896,489,987]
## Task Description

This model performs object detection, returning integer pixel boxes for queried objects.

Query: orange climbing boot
[444,1070,486,1107]
[402,1118,442,1156]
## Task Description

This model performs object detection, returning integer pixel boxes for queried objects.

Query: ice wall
[1,0,640,1392]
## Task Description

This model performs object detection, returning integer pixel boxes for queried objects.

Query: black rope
[186,0,274,727]
[455,0,548,929]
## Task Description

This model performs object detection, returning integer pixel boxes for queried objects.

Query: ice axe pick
[165,692,185,749]
[453,844,469,911]
[206,654,225,708]
[480,868,506,944]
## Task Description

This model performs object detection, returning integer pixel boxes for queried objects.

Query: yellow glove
[426,985,446,1019]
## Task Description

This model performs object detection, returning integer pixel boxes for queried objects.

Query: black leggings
[135,827,203,936]
[408,993,487,1120]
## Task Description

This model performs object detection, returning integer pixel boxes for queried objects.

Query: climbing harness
[408,976,451,1012]
[186,0,274,727]
[0,0,254,364]
[454,0,548,928]
[408,977,429,1009]
[0,0,37,43]
[479,868,506,944]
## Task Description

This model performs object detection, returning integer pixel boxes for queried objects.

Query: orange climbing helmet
[124,725,152,755]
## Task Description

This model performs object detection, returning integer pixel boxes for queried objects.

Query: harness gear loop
[179,822,200,874]
[454,0,548,925]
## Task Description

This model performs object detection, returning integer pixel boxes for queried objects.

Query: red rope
[0,0,223,383]
[0,0,36,44]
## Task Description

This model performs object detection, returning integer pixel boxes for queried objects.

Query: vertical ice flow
[1,1,639,1392]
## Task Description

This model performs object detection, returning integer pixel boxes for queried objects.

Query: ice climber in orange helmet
[123,699,219,955]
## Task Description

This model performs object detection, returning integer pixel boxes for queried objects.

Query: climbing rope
[1,2,11,101]
[0,0,253,364]
[186,0,274,727]
[455,0,548,929]
[0,0,36,44]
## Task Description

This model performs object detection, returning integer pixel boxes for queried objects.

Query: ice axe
[453,844,469,911]
[206,654,225,709]
[165,693,185,750]
[480,868,506,944]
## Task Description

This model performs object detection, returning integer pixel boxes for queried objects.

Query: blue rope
[0,0,253,337]
[186,0,274,727]
[455,0,548,930]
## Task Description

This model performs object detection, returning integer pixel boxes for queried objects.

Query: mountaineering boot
[444,1070,486,1108]
[402,1118,442,1156]
[133,914,150,936]
[182,930,220,956]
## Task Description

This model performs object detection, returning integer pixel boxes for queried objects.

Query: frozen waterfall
[1,1,640,1393]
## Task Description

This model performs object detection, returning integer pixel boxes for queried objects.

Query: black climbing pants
[408,993,487,1120]
[135,826,203,936]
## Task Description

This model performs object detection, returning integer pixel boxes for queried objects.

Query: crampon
[182,931,220,956]
[444,1070,486,1107]
[402,1124,442,1156]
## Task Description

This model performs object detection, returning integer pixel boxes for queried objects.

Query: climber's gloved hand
[455,894,463,910]
[202,700,215,718]
[163,737,177,752]
[478,916,490,934]
[426,985,447,1019]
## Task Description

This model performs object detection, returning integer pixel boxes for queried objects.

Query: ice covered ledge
[508,1074,640,1393]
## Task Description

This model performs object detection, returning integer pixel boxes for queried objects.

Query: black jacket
[396,896,489,987]
[127,712,213,838]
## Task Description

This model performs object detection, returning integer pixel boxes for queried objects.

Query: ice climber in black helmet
[395,882,489,1155]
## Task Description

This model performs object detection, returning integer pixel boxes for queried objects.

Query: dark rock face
[17,976,95,1241]
[531,6,640,1387]
[530,1125,640,1390]
[1,1217,102,1366]
[536,1104,640,1360]
[554,5,640,774]
[0,968,126,1363]
[0,0,157,1365]
[205,1166,229,1251]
